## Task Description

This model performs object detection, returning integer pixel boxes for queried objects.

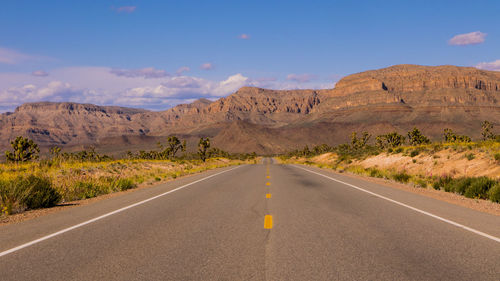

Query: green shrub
[432,176,452,190]
[20,175,60,209]
[114,178,135,191]
[444,177,472,194]
[465,153,475,161]
[395,148,403,153]
[70,181,102,200]
[368,168,384,178]
[412,159,417,163]
[414,178,427,188]
[494,153,500,162]
[489,184,500,203]
[392,171,411,183]
[0,175,60,214]
[410,150,419,157]
[464,177,496,199]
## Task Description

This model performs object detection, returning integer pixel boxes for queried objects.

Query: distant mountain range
[1,64,499,155]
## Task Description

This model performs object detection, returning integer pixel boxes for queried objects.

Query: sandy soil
[359,149,500,179]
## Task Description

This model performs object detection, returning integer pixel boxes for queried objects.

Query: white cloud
[110,67,169,78]
[200,63,214,70]
[475,59,500,71]
[0,66,334,112]
[175,66,190,75]
[448,31,487,46]
[0,81,78,107]
[286,73,317,83]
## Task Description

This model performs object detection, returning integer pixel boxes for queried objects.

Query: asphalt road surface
[1,159,499,280]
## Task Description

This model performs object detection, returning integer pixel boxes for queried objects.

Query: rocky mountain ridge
[1,64,499,154]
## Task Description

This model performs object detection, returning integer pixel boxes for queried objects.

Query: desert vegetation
[281,121,500,203]
[1,136,255,217]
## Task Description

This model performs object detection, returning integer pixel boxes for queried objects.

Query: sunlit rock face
[1,64,499,155]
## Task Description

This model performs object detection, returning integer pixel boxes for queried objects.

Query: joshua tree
[376,132,405,148]
[350,131,371,150]
[407,128,430,146]
[481,121,495,141]
[167,136,186,158]
[198,137,211,162]
[5,136,40,163]
[443,128,471,143]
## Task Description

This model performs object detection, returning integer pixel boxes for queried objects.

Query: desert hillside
[1,64,499,154]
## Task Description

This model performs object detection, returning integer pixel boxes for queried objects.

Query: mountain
[1,64,499,155]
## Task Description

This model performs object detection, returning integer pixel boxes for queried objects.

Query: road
[1,159,499,280]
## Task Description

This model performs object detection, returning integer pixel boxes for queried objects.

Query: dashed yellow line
[264,215,273,229]
[266,193,271,198]
[266,175,270,179]
[266,182,270,186]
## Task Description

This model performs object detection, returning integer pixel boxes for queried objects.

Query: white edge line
[0,165,242,257]
[293,165,500,243]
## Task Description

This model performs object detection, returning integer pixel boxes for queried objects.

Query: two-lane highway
[1,159,499,280]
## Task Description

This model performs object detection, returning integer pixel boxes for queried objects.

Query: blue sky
[0,0,499,111]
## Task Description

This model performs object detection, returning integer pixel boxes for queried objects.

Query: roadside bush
[413,178,427,188]
[444,177,472,194]
[438,176,497,200]
[0,175,60,214]
[69,181,103,200]
[432,175,453,190]
[113,178,136,191]
[367,167,384,178]
[489,184,500,203]
[464,177,496,199]
[392,171,411,183]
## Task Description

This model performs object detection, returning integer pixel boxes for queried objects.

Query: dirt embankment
[285,147,500,216]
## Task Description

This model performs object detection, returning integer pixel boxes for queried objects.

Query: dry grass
[0,158,249,217]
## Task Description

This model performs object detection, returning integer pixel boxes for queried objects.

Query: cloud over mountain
[476,59,500,71]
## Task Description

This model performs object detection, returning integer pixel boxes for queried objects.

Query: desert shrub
[20,176,60,209]
[489,184,500,203]
[410,150,420,157]
[392,171,411,183]
[494,153,500,162]
[432,175,453,190]
[444,177,472,194]
[69,181,102,200]
[113,178,136,191]
[465,153,475,161]
[464,177,496,199]
[412,159,417,163]
[413,178,427,188]
[367,167,384,178]
[395,147,403,153]
[0,175,60,214]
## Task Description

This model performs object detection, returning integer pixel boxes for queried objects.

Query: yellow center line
[266,182,270,186]
[266,193,271,198]
[266,175,270,179]
[264,215,273,229]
